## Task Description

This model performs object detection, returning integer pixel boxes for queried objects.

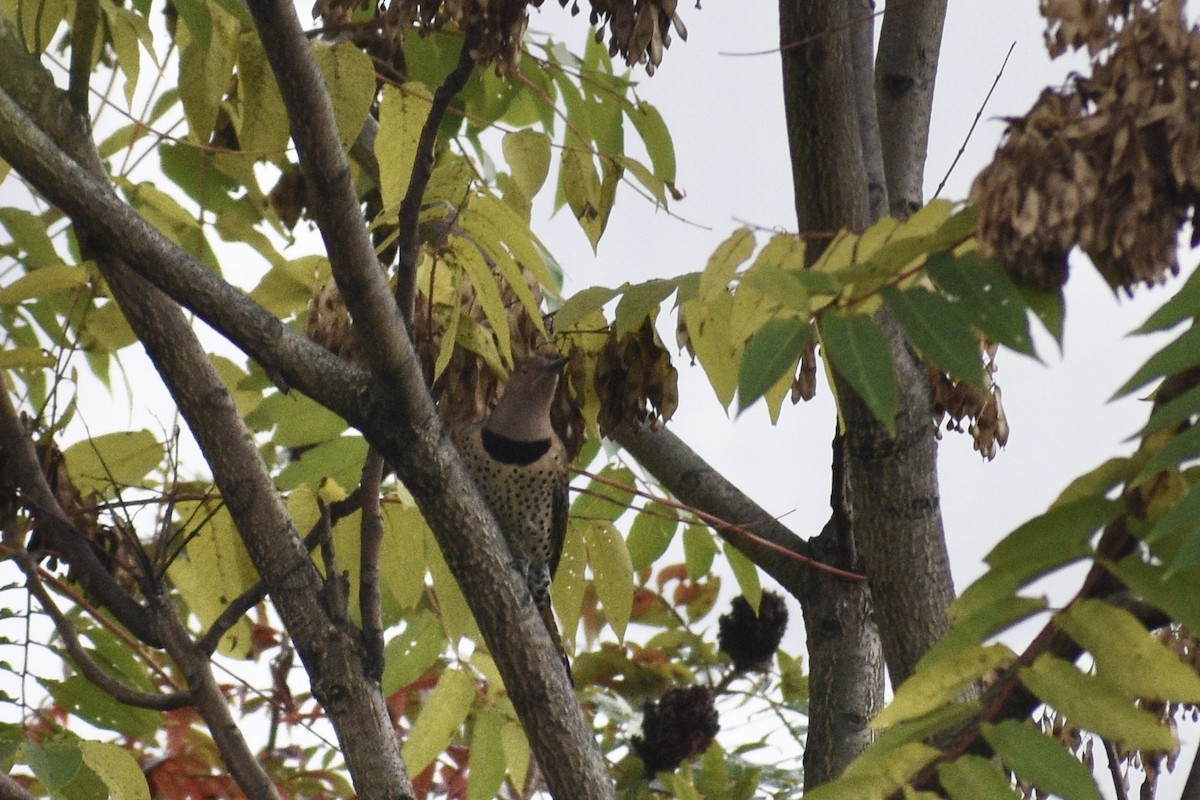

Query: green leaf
[552,520,589,642]
[0,347,55,368]
[863,703,979,768]
[62,430,163,496]
[882,286,984,386]
[625,100,675,184]
[176,1,239,142]
[451,238,512,364]
[1057,598,1200,703]
[100,0,155,107]
[1135,266,1200,333]
[615,154,667,206]
[985,497,1116,571]
[0,209,60,269]
[247,389,349,448]
[381,502,429,610]
[552,287,617,332]
[375,82,434,211]
[724,543,761,612]
[1112,324,1200,400]
[382,611,445,694]
[700,228,756,300]
[950,498,1117,621]
[1139,384,1200,439]
[921,595,1046,669]
[468,707,508,800]
[737,318,808,413]
[24,740,83,793]
[1051,458,1135,508]
[873,644,1015,729]
[401,669,476,773]
[40,677,161,738]
[1016,283,1065,346]
[1108,554,1200,634]
[819,311,899,434]
[275,435,369,492]
[1134,423,1200,482]
[683,524,718,579]
[571,465,634,523]
[938,755,1021,800]
[838,742,941,789]
[739,265,811,313]
[79,740,151,800]
[981,720,1102,800]
[1145,481,1200,574]
[614,279,677,337]
[586,520,634,640]
[627,502,678,571]
[503,130,552,201]
[928,252,1035,357]
[1019,654,1176,750]
[463,193,560,299]
[686,293,739,408]
[427,526,481,641]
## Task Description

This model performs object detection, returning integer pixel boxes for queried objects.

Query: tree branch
[875,0,948,217]
[151,590,282,800]
[0,772,36,800]
[778,0,884,785]
[359,451,386,679]
[15,548,192,710]
[240,7,615,798]
[395,27,481,328]
[613,423,814,594]
[197,489,365,656]
[0,14,613,800]
[0,389,161,647]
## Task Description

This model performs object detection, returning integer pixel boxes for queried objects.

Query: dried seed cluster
[311,0,690,76]
[593,316,679,438]
[972,0,1200,292]
[560,0,689,75]
[928,343,1009,461]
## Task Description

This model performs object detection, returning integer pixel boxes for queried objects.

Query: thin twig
[575,466,866,582]
[1105,739,1130,800]
[932,41,1015,200]
[14,546,194,710]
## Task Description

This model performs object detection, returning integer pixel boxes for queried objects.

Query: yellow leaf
[586,520,633,640]
[401,669,476,773]
[375,83,433,211]
[167,502,258,658]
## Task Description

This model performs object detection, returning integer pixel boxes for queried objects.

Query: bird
[455,353,573,682]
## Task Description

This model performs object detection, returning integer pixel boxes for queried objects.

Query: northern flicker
[455,354,573,681]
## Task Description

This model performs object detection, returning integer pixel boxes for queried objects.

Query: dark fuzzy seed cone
[717,592,788,672]
[631,685,719,776]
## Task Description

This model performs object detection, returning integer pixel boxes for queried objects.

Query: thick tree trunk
[778,0,883,787]
[778,0,953,786]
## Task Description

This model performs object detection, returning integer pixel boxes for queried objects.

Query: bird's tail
[539,600,574,687]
